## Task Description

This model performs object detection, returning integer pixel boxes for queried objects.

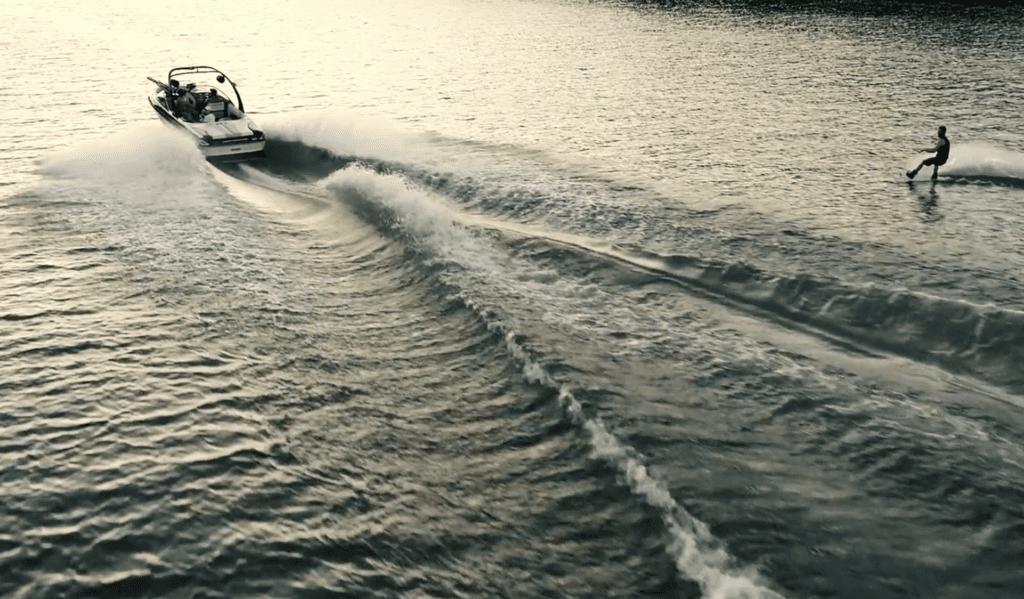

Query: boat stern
[188,118,266,160]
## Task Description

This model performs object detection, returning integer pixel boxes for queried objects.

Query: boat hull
[148,94,265,161]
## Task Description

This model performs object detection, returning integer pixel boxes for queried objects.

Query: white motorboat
[148,66,265,161]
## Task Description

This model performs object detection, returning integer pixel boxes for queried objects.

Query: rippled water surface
[3,1,1024,598]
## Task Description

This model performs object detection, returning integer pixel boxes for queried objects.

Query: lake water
[3,1,1024,597]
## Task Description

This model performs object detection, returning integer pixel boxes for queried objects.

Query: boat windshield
[167,68,245,111]
[190,86,233,104]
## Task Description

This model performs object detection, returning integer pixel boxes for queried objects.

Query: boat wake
[316,163,787,599]
[213,122,1024,597]
[236,126,1024,400]
[218,149,786,599]
[907,142,1024,186]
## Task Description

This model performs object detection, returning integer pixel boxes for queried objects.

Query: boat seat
[202,100,227,121]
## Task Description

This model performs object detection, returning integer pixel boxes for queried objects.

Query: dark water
[3,1,1024,598]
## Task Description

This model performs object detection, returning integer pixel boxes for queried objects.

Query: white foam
[316,164,511,281]
[504,328,785,599]
[944,142,1024,180]
[322,166,454,240]
[39,123,205,183]
[264,109,489,182]
[267,109,431,164]
[905,142,1024,181]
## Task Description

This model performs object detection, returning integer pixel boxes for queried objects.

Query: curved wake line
[455,211,1024,398]
[623,249,1024,397]
[310,164,786,599]
[492,317,786,599]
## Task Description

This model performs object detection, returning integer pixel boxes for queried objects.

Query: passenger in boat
[165,79,179,108]
[907,126,950,180]
[200,88,226,122]
[174,87,198,122]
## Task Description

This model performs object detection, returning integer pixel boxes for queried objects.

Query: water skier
[907,126,950,180]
